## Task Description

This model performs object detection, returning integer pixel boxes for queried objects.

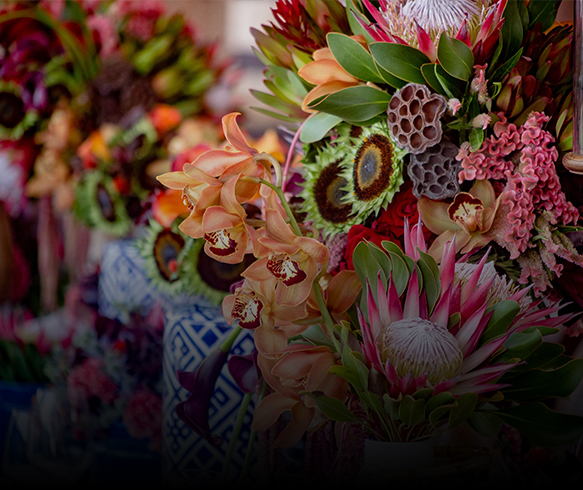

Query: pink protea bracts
[357,224,571,400]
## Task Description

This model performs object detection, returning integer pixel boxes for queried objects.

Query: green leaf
[327,33,385,84]
[469,128,485,151]
[428,403,454,429]
[467,409,504,440]
[367,242,392,281]
[527,0,560,31]
[421,63,447,96]
[347,2,376,45]
[382,240,405,257]
[300,113,343,143]
[434,65,463,99]
[413,388,435,402]
[500,359,583,402]
[425,392,454,416]
[493,403,583,447]
[328,365,364,389]
[448,393,478,429]
[353,242,388,301]
[250,106,302,123]
[250,89,303,115]
[512,342,565,373]
[399,395,426,427]
[383,394,401,420]
[416,252,440,314]
[343,351,370,391]
[500,0,524,62]
[491,48,524,83]
[437,35,474,81]
[308,86,391,123]
[370,42,430,85]
[301,323,335,348]
[374,61,408,89]
[386,252,409,296]
[480,300,521,344]
[302,392,358,422]
[494,330,542,364]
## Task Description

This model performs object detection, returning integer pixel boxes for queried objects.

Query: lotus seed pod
[387,83,447,154]
[407,140,461,200]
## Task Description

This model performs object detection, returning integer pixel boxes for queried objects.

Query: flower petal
[222,112,257,155]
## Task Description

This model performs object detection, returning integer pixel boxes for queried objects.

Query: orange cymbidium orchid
[298,38,364,113]
[199,177,255,264]
[305,269,362,324]
[191,112,279,201]
[157,163,223,238]
[222,275,308,356]
[418,179,502,261]
[253,344,347,447]
[242,209,329,307]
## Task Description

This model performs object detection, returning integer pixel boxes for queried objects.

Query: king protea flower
[358,223,571,399]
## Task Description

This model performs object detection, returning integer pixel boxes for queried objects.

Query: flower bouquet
[156,0,583,484]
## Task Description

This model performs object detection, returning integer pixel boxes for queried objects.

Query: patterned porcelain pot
[162,299,256,487]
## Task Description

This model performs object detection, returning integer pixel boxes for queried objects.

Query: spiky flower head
[357,222,570,400]
[339,121,407,223]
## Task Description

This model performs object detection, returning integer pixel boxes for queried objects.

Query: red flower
[372,182,433,244]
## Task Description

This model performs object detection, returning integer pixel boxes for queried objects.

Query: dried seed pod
[408,140,461,200]
[387,83,447,154]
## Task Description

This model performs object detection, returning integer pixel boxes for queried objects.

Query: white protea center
[381,318,463,385]
[381,0,496,47]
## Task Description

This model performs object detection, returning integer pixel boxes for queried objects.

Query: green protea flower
[0,81,38,140]
[339,121,407,223]
[299,138,357,238]
[138,219,254,305]
[74,170,132,236]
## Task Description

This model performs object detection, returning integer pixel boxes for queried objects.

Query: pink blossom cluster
[67,358,118,408]
[122,388,162,451]
[458,112,579,259]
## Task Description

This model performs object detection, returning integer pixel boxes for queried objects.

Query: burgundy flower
[343,225,392,270]
[228,350,259,394]
[175,349,228,447]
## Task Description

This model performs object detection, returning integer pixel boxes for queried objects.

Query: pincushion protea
[358,225,571,401]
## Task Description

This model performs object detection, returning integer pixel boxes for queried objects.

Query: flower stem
[220,325,243,353]
[281,116,312,193]
[257,179,302,236]
[254,153,282,188]
[238,380,267,483]
[221,391,253,483]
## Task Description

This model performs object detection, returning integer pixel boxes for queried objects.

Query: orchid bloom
[253,344,347,447]
[418,179,502,261]
[222,275,308,356]
[242,209,329,307]
[305,269,362,324]
[298,41,362,113]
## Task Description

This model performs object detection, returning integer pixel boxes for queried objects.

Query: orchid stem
[257,179,302,237]
[220,325,243,353]
[254,153,282,188]
[221,391,253,483]
[238,380,267,483]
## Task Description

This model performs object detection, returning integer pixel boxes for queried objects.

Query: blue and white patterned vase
[98,239,158,323]
[162,297,256,486]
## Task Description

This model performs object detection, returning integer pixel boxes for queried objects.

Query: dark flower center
[154,229,185,282]
[0,92,25,129]
[353,134,394,201]
[313,160,352,223]
[96,183,116,222]
[197,250,254,292]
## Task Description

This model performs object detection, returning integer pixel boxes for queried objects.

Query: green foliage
[327,33,385,84]
[437,35,474,81]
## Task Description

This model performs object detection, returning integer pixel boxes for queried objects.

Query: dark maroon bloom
[175,349,229,447]
[228,350,259,394]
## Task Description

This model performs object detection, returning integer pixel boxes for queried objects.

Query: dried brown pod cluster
[408,140,461,200]
[387,83,447,154]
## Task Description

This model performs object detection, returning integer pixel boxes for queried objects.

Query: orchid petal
[253,393,297,432]
[156,171,196,190]
[192,150,252,176]
[222,112,257,155]
[273,402,315,448]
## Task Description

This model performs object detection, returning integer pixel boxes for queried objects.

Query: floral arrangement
[157,0,583,481]
[46,274,164,451]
